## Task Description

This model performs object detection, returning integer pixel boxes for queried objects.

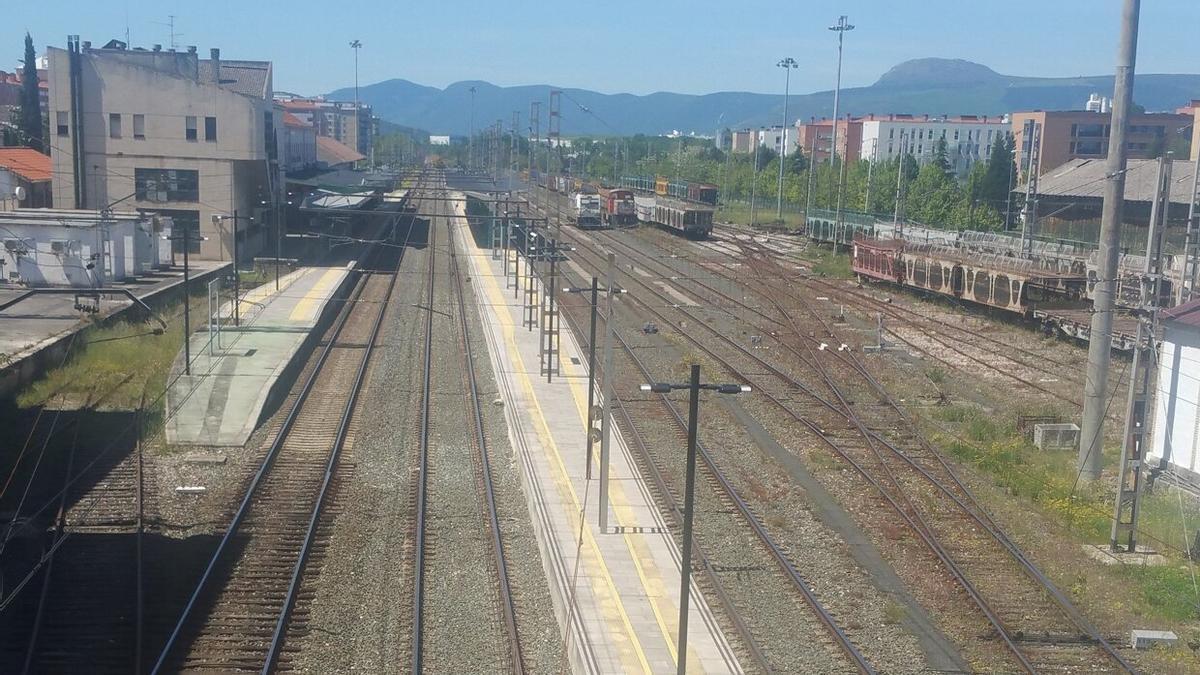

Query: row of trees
[457,126,1020,232]
[570,134,1021,231]
[2,33,45,152]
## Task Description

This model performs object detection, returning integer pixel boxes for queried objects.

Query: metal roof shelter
[1020,158,1198,206]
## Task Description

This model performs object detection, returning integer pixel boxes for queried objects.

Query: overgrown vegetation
[924,403,1200,622]
[19,293,216,417]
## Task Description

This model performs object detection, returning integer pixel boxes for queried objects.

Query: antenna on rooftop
[152,15,182,50]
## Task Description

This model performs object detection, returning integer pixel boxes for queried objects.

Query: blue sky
[8,1,1200,96]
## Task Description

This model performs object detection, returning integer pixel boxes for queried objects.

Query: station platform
[453,199,742,674]
[164,264,355,447]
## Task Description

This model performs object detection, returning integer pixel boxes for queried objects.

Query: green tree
[19,33,43,152]
[931,137,951,175]
[789,150,809,174]
[980,134,1015,205]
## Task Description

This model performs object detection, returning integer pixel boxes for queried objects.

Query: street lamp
[161,227,210,375]
[776,57,797,223]
[563,278,625,481]
[639,365,749,675]
[828,15,854,227]
[350,40,362,165]
[825,15,854,169]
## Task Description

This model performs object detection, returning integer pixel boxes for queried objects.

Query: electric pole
[828,15,854,223]
[1080,0,1141,482]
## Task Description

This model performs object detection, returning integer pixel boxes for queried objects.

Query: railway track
[554,215,1135,672]
[522,194,876,673]
[149,196,412,673]
[714,223,1092,387]
[405,182,525,673]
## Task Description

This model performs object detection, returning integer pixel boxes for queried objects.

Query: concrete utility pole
[1079,0,1141,482]
[750,129,762,226]
[469,85,477,172]
[777,57,797,222]
[864,138,877,211]
[350,40,362,166]
[598,252,617,532]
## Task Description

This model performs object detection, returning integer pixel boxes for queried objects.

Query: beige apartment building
[47,38,281,260]
[1011,109,1192,176]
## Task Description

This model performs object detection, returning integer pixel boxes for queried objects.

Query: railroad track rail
[522,195,875,674]
[558,217,1134,673]
[405,182,526,673]
[150,194,413,673]
[713,224,1090,385]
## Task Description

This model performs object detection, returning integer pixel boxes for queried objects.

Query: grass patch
[883,600,907,625]
[716,203,806,231]
[17,294,209,417]
[924,402,1200,623]
[809,253,852,279]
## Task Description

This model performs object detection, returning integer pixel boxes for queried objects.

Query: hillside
[328,58,1200,137]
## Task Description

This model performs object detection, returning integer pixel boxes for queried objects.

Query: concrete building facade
[278,97,374,160]
[730,129,755,154]
[47,40,280,260]
[1011,110,1192,175]
[859,114,1008,176]
[281,111,317,172]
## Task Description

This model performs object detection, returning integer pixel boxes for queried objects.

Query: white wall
[1151,322,1200,479]
[755,127,796,156]
[0,219,139,287]
[860,120,1008,175]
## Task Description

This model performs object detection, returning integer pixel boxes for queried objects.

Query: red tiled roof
[282,112,309,128]
[283,100,321,110]
[315,136,365,165]
[0,147,51,182]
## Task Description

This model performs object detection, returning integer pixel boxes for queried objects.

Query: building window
[204,116,217,141]
[186,116,197,141]
[133,114,145,140]
[954,130,960,140]
[889,128,894,139]
[109,113,121,139]
[146,209,202,254]
[135,168,200,202]
[1073,140,1105,156]
[1074,123,1106,138]
[56,111,69,137]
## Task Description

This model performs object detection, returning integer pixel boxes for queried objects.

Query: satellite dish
[13,185,26,201]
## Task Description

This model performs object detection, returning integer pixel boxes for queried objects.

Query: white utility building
[1150,299,1200,482]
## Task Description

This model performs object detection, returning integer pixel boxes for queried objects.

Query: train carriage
[597,187,636,226]
[851,235,903,283]
[648,197,713,239]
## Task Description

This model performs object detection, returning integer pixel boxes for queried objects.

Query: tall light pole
[776,58,797,222]
[469,85,477,173]
[750,128,763,226]
[828,15,854,217]
[640,367,749,675]
[350,40,362,165]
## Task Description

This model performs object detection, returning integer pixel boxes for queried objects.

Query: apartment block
[1011,109,1192,175]
[861,114,1007,176]
[47,39,281,261]
[278,97,374,160]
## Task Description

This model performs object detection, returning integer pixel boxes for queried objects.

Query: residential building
[428,135,450,146]
[858,114,1007,176]
[755,126,798,157]
[1180,100,1200,162]
[795,116,864,164]
[0,69,48,110]
[278,97,374,160]
[715,128,732,151]
[0,208,170,287]
[47,39,280,260]
[316,136,365,169]
[0,147,52,208]
[1011,110,1192,175]
[281,111,317,172]
[730,129,755,154]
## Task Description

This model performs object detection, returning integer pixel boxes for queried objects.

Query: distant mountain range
[326,58,1200,138]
